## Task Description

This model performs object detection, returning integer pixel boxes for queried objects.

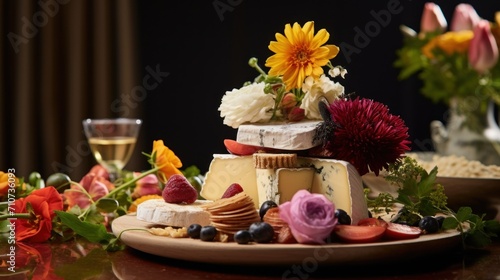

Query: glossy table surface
[2,237,500,280]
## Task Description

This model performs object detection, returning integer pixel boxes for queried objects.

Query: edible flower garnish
[279,190,337,244]
[265,21,340,91]
[219,21,346,128]
[312,98,411,176]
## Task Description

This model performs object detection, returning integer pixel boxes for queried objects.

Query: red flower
[311,98,411,176]
[14,187,63,243]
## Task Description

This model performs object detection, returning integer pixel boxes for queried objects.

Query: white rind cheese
[136,199,211,227]
[201,155,369,224]
[236,120,322,150]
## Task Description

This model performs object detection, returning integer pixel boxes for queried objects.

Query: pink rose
[279,190,337,244]
[420,3,447,33]
[131,172,161,199]
[450,4,480,31]
[469,20,499,74]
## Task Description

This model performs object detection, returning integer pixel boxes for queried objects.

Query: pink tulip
[131,172,161,199]
[420,2,447,33]
[469,20,499,74]
[450,4,481,31]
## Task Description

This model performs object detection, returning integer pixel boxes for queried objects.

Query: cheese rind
[136,199,211,227]
[236,120,321,150]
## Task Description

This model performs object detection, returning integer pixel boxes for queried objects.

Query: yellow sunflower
[265,21,340,91]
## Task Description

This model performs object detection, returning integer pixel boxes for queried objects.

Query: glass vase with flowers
[395,3,500,164]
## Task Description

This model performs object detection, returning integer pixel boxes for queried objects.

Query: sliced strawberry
[223,139,265,156]
[385,223,422,240]
[334,225,386,243]
[221,183,244,198]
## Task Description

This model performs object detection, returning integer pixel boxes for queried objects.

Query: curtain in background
[0,0,143,180]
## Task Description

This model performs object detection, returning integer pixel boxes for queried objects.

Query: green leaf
[456,207,473,222]
[182,165,201,177]
[484,220,500,236]
[55,211,115,244]
[96,198,119,213]
[417,167,437,197]
[442,217,459,230]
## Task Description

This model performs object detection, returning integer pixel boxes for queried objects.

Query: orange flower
[0,171,10,199]
[152,140,182,183]
[14,187,63,243]
[422,30,473,58]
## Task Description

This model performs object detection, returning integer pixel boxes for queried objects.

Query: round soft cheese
[136,199,211,227]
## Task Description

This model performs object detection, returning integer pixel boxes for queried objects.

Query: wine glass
[82,118,142,180]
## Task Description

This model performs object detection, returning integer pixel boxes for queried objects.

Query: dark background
[135,0,500,173]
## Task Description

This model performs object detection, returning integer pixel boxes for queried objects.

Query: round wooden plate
[111,214,462,266]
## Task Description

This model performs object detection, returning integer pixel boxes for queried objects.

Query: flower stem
[0,213,32,220]
[248,57,267,77]
[104,167,160,199]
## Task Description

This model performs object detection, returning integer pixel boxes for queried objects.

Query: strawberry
[221,183,244,198]
[162,174,198,204]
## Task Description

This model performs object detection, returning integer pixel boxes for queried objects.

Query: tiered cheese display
[200,121,369,225]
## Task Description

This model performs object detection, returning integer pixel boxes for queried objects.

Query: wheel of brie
[136,199,211,227]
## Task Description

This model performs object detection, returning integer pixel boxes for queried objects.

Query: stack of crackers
[201,192,260,235]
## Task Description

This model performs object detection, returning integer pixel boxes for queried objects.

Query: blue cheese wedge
[201,155,369,224]
[136,199,211,227]
[236,120,321,150]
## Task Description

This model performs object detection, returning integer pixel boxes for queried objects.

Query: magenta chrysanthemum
[313,98,411,176]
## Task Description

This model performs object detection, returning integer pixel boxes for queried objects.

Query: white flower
[301,75,345,119]
[328,66,348,79]
[219,82,275,128]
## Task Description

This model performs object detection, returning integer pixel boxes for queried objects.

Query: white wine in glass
[83,118,142,180]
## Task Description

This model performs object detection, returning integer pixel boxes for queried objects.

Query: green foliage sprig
[367,156,500,247]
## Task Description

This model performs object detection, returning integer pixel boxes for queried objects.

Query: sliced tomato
[357,218,388,228]
[334,225,386,243]
[223,139,264,156]
[385,222,422,240]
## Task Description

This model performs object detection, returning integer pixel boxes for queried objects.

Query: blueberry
[435,216,445,228]
[335,209,352,225]
[234,230,252,244]
[249,222,274,243]
[259,200,278,220]
[200,226,218,241]
[418,216,440,233]
[187,224,202,239]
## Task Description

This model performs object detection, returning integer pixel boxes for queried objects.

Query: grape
[335,209,352,225]
[234,230,252,244]
[249,222,274,243]
[187,224,202,239]
[418,216,440,233]
[259,200,278,220]
[200,226,218,241]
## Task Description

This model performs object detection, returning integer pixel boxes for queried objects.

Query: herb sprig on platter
[367,156,500,247]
